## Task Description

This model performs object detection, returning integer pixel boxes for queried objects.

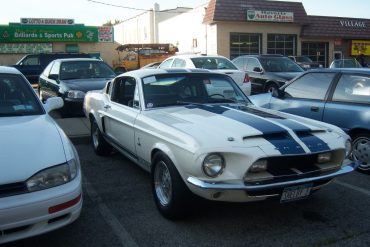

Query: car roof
[53,58,103,62]
[167,54,227,59]
[0,66,22,74]
[120,68,214,78]
[233,54,285,59]
[305,68,370,73]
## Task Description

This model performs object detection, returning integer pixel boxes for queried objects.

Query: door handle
[104,105,111,110]
[311,106,319,112]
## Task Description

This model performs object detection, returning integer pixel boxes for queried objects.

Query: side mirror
[253,67,263,73]
[272,88,284,98]
[44,97,64,113]
[48,74,59,81]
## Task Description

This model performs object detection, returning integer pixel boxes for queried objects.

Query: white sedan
[158,54,251,95]
[0,66,82,244]
[84,68,356,219]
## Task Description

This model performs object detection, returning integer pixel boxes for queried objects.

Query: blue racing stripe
[186,105,306,155]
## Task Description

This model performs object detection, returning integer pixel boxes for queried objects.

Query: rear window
[191,57,238,70]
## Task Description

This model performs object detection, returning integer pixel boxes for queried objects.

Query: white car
[158,54,251,95]
[0,66,82,244]
[84,68,355,219]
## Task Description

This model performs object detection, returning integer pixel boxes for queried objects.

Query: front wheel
[91,119,112,156]
[265,83,279,94]
[151,152,194,219]
[351,132,370,174]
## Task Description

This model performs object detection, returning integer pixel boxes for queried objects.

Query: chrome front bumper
[187,163,356,192]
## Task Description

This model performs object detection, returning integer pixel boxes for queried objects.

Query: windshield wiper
[0,112,26,117]
[205,98,238,103]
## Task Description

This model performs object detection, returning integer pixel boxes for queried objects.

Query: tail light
[243,73,250,83]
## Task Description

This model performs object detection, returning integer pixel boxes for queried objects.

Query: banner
[20,18,75,25]
[0,43,52,53]
[351,40,370,56]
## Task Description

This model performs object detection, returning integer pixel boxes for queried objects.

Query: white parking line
[334,180,370,196]
[83,176,139,247]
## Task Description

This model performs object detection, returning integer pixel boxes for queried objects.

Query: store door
[301,42,329,68]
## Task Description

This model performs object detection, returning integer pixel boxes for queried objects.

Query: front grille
[0,182,28,198]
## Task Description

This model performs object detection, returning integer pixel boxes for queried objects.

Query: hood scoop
[294,129,326,137]
[243,131,288,141]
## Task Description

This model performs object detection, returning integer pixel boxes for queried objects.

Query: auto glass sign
[247,10,294,22]
[0,24,99,42]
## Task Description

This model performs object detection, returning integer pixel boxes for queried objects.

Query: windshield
[259,57,304,72]
[141,73,250,109]
[296,56,313,63]
[191,57,238,70]
[0,74,43,116]
[60,61,116,80]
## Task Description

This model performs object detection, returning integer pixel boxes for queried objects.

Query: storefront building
[0,18,118,66]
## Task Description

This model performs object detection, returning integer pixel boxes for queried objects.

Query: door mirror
[48,74,59,80]
[253,67,263,73]
[44,97,64,113]
[272,88,284,98]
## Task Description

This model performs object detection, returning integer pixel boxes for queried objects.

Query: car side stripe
[186,105,306,155]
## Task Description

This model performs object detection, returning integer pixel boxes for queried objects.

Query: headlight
[345,139,352,158]
[26,159,79,192]
[317,152,332,163]
[67,90,86,99]
[202,153,225,178]
[303,64,310,69]
[249,159,267,173]
[319,64,323,68]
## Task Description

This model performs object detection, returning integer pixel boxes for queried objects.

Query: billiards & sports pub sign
[246,10,294,22]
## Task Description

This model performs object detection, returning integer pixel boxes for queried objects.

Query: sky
[0,0,369,26]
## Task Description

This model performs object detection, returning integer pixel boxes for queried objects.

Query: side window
[233,58,244,70]
[332,74,370,104]
[49,62,60,76]
[42,62,54,77]
[111,77,138,108]
[158,59,173,69]
[106,80,112,95]
[285,72,335,100]
[172,58,186,68]
[246,58,260,71]
[21,56,40,66]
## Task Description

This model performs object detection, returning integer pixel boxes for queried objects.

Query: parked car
[0,66,82,244]
[329,59,363,68]
[38,58,116,117]
[84,68,355,219]
[11,53,94,84]
[249,68,370,173]
[288,55,323,70]
[232,54,304,94]
[158,54,251,95]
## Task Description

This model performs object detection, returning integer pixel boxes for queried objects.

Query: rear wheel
[91,119,112,156]
[351,132,370,174]
[151,152,194,219]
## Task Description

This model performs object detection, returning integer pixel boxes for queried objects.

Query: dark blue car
[250,68,370,173]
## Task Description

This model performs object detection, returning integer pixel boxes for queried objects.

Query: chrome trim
[186,163,355,192]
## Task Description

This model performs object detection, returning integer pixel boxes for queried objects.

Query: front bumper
[0,173,82,244]
[186,163,356,202]
[62,98,84,116]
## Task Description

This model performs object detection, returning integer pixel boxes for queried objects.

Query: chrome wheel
[154,161,172,206]
[353,136,370,171]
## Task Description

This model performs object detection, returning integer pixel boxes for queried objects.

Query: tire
[265,83,279,94]
[351,132,370,174]
[91,119,112,156]
[151,152,194,219]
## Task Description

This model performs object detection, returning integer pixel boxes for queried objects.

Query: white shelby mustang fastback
[84,68,356,219]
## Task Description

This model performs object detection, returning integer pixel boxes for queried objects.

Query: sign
[0,43,52,53]
[98,26,114,42]
[0,24,99,42]
[246,10,294,22]
[334,39,342,46]
[351,40,370,56]
[340,20,366,28]
[20,18,75,25]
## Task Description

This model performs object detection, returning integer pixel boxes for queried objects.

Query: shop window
[267,34,296,56]
[65,44,79,53]
[230,33,261,60]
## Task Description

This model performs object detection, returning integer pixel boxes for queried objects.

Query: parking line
[83,176,139,247]
[334,180,370,196]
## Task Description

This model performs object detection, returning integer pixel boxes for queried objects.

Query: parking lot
[4,137,370,247]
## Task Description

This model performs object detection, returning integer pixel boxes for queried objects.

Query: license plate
[280,184,312,203]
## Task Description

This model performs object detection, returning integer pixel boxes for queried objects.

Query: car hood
[0,115,67,184]
[270,72,302,81]
[145,104,339,155]
[61,78,112,92]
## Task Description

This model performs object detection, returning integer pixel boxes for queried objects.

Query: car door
[323,73,370,132]
[245,57,266,93]
[269,72,337,120]
[104,76,140,158]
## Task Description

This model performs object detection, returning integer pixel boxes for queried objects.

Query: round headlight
[202,153,225,178]
[345,139,352,158]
